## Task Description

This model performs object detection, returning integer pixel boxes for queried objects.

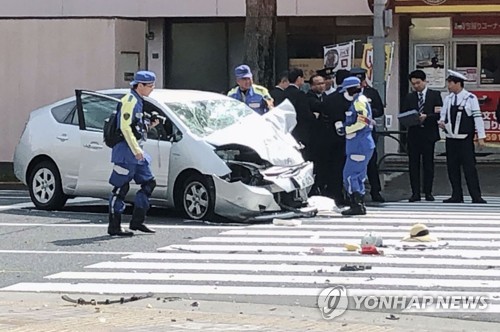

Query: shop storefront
[396,0,500,151]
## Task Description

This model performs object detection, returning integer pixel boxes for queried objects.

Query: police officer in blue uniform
[339,77,375,216]
[108,71,159,236]
[439,70,487,204]
[228,64,273,115]
[350,67,385,203]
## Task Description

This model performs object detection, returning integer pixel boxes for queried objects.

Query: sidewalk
[378,163,500,202]
[1,292,500,332]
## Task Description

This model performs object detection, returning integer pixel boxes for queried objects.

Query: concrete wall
[114,19,147,87]
[0,18,145,162]
[0,0,372,17]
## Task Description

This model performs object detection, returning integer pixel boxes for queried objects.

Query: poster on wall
[323,42,354,71]
[361,42,394,85]
[414,44,446,88]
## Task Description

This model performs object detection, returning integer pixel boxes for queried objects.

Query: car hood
[205,99,305,166]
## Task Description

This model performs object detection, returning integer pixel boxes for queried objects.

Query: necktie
[418,92,424,114]
[453,94,458,106]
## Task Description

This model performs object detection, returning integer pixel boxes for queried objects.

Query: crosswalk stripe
[3,282,498,299]
[2,198,500,308]
[246,225,500,232]
[84,261,500,278]
[122,252,500,267]
[157,244,500,258]
[44,271,500,289]
[189,236,500,248]
[220,229,500,239]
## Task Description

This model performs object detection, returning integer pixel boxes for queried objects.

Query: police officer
[340,77,375,216]
[439,70,487,204]
[228,64,273,115]
[350,67,385,202]
[108,71,159,236]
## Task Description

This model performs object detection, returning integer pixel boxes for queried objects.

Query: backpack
[103,109,123,148]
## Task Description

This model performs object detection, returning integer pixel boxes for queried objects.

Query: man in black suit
[306,74,327,194]
[269,71,289,106]
[350,68,385,202]
[402,70,443,202]
[284,68,315,161]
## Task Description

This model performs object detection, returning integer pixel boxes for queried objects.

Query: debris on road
[386,314,400,320]
[61,293,153,305]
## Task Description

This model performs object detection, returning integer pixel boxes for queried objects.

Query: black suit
[318,91,350,202]
[284,85,315,160]
[363,87,384,195]
[306,91,327,191]
[270,86,286,106]
[402,88,443,196]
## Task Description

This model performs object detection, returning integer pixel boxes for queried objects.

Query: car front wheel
[28,161,68,210]
[180,174,215,221]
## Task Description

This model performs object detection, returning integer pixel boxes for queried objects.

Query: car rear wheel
[28,161,68,210]
[180,174,215,220]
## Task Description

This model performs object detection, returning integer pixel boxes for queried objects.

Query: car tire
[28,161,68,210]
[179,174,216,221]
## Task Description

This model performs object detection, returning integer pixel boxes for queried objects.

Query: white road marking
[158,244,500,258]
[123,252,500,267]
[189,236,500,248]
[44,271,500,289]
[84,261,500,278]
[3,283,499,303]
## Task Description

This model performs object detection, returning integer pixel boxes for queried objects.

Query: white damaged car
[13,89,317,222]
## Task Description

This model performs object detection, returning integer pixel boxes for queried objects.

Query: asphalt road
[0,189,237,288]
[1,187,500,328]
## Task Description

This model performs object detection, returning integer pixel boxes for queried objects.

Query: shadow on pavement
[50,235,120,246]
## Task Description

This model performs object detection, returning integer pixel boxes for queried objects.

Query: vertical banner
[361,43,394,85]
[323,42,354,71]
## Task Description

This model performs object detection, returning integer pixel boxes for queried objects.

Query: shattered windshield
[165,98,255,137]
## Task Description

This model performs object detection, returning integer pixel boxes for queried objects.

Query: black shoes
[108,228,134,237]
[472,198,487,204]
[130,224,156,233]
[409,194,421,202]
[425,194,435,201]
[443,197,464,203]
[342,193,367,216]
[370,192,385,203]
[108,213,134,236]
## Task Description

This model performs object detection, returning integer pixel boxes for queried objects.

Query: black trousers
[367,146,382,194]
[408,138,436,195]
[445,136,482,200]
[314,141,346,202]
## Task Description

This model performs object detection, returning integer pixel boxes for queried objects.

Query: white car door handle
[56,134,69,142]
[84,142,104,150]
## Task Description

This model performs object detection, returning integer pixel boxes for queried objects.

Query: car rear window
[51,101,76,124]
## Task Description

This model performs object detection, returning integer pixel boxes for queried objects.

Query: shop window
[480,44,500,85]
[456,44,477,68]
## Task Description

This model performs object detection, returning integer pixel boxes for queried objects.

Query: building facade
[2,0,400,165]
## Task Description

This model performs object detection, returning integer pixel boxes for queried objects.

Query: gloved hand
[335,121,345,136]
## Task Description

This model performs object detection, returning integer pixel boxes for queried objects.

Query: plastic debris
[273,218,302,226]
[344,243,360,251]
[309,247,325,255]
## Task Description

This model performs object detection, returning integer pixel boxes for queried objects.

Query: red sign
[453,16,500,36]
[471,90,500,143]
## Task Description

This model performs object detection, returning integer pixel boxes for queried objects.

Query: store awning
[395,0,500,14]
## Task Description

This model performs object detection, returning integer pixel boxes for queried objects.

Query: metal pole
[373,0,386,174]
[372,0,386,103]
